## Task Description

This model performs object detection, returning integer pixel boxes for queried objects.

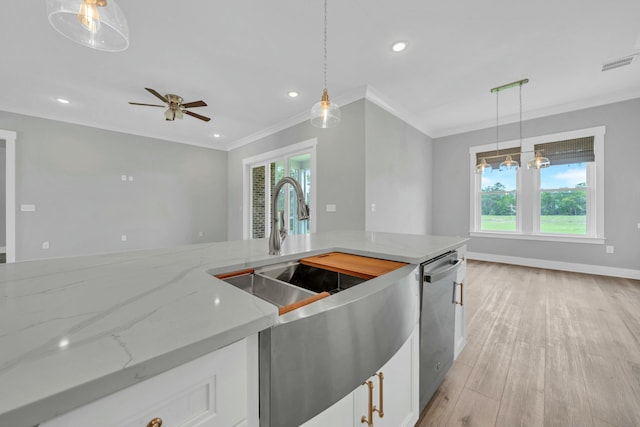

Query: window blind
[475,146,521,170]
[534,136,595,166]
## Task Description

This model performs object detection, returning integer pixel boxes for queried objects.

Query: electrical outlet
[121,175,127,181]
[199,231,204,237]
[326,204,337,212]
[371,203,376,212]
[606,245,614,254]
[42,241,49,249]
[121,234,127,242]
[128,176,134,181]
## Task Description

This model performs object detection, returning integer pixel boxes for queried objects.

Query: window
[469,127,605,243]
[243,139,316,240]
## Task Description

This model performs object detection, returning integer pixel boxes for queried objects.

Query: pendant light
[475,79,530,174]
[475,158,492,174]
[499,82,524,171]
[47,0,130,52]
[527,151,551,169]
[310,0,340,128]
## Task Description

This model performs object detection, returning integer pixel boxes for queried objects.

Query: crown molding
[363,86,433,137]
[224,86,369,151]
[225,84,435,151]
[431,88,640,139]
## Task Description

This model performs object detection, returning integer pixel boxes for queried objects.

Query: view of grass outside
[481,215,516,231]
[479,162,589,235]
[481,215,587,234]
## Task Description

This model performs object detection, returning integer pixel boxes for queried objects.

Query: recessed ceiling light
[213,133,221,138]
[391,41,408,53]
[56,97,71,104]
[288,91,299,98]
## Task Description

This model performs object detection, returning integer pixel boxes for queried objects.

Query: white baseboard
[467,251,640,280]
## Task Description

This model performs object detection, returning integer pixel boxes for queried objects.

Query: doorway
[0,130,16,263]
[242,139,317,240]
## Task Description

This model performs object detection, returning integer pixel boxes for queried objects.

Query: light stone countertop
[0,230,467,427]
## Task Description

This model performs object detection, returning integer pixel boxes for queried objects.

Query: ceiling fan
[129,88,211,122]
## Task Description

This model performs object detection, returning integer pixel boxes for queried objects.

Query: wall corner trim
[467,251,640,280]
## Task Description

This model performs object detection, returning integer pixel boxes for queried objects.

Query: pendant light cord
[519,83,523,145]
[495,90,500,155]
[323,0,328,90]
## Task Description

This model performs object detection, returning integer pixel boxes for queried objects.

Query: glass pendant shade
[46,0,130,52]
[527,151,551,169]
[499,154,519,171]
[310,89,341,128]
[475,158,492,174]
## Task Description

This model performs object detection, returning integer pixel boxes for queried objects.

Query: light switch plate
[326,204,337,212]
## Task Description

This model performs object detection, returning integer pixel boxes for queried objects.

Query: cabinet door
[40,336,255,427]
[454,246,467,359]
[300,391,357,427]
[355,326,419,427]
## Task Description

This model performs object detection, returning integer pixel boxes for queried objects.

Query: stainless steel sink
[214,259,420,427]
[222,272,316,308]
[257,262,366,294]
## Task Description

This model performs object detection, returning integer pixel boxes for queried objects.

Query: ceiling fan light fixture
[164,109,175,121]
[46,0,130,52]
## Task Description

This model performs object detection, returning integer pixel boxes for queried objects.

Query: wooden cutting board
[299,252,407,280]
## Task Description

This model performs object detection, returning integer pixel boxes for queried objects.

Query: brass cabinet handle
[373,372,384,418]
[360,380,374,425]
[147,418,162,427]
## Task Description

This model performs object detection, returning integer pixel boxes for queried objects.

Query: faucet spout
[269,176,310,255]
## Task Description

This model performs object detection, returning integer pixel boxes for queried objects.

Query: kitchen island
[0,231,467,427]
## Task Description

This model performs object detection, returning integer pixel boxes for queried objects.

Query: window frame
[469,126,605,244]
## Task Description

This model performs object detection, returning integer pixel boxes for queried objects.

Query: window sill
[469,231,605,245]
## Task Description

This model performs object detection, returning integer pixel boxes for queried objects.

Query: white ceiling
[1,1,639,151]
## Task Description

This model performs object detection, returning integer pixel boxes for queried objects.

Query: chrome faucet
[269,176,310,255]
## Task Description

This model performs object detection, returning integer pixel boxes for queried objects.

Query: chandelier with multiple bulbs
[475,79,550,174]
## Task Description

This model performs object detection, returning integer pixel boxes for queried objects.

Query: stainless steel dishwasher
[419,251,462,411]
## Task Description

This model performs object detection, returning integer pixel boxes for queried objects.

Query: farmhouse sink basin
[257,261,366,294]
[213,252,417,427]
[222,272,317,308]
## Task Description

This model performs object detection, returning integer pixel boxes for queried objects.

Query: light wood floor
[418,260,640,427]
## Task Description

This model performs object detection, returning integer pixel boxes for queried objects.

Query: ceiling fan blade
[145,87,169,103]
[128,102,165,107]
[181,100,207,108]
[183,110,211,122]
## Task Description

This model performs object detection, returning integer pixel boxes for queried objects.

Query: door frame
[0,129,16,263]
[242,138,317,240]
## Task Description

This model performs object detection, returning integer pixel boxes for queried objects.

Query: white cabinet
[454,245,467,360]
[41,335,259,427]
[301,325,419,427]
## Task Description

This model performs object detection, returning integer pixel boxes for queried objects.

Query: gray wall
[432,98,640,271]
[365,101,433,235]
[0,140,5,247]
[227,100,367,240]
[0,111,228,261]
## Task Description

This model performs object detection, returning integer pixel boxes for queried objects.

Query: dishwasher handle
[422,258,462,283]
